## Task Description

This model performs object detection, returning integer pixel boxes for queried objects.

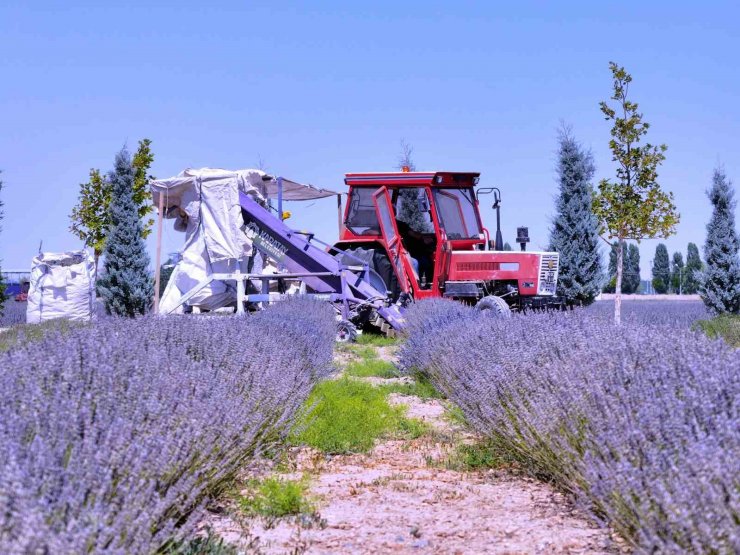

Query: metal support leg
[236,270,245,314]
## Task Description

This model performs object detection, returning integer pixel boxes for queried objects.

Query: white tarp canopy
[150,168,338,313]
[26,250,96,324]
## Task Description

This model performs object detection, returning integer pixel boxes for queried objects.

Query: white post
[236,268,245,314]
[153,193,165,314]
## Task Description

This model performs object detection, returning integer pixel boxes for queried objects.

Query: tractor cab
[336,171,562,312]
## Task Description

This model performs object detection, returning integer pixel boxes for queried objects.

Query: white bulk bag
[26,250,96,324]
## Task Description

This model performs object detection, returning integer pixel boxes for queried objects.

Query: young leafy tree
[684,242,702,294]
[548,126,603,305]
[97,148,153,317]
[0,171,6,314]
[671,251,685,294]
[69,168,108,270]
[698,168,740,314]
[652,243,671,294]
[625,243,641,293]
[69,139,155,270]
[593,62,679,323]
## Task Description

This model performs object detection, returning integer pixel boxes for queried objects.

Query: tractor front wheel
[336,320,358,343]
[475,295,512,318]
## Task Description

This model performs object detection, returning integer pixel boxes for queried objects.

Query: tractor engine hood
[447,250,559,297]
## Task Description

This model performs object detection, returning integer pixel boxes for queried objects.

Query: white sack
[26,250,96,324]
[152,169,266,313]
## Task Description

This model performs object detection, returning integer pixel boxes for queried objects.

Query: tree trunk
[614,239,624,325]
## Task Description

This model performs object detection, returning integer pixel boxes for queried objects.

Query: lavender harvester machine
[163,188,404,341]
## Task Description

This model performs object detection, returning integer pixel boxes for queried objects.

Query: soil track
[202,343,618,554]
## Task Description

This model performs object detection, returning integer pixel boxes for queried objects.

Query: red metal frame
[338,171,545,300]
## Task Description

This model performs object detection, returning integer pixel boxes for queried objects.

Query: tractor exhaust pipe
[493,188,503,250]
[516,226,530,252]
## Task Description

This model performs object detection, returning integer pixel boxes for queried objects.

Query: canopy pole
[337,193,343,235]
[277,176,284,220]
[153,193,164,314]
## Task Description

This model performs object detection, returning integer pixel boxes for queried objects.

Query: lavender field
[399,300,739,553]
[0,299,335,554]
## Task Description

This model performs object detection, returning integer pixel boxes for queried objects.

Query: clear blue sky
[1,1,738,279]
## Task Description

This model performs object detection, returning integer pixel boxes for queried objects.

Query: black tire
[475,295,512,318]
[336,320,358,343]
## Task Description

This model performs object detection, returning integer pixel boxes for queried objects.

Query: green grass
[356,332,398,347]
[378,372,444,400]
[237,477,315,518]
[694,314,740,347]
[435,441,507,471]
[345,358,398,378]
[167,531,238,555]
[444,404,468,427]
[348,345,377,360]
[0,318,81,353]
[291,377,426,453]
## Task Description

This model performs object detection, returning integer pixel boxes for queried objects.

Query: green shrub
[238,477,314,518]
[694,314,740,347]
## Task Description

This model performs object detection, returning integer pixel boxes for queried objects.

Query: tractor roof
[344,171,480,188]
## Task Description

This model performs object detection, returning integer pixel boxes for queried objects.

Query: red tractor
[334,171,562,321]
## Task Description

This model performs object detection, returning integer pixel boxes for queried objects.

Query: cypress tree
[548,127,603,305]
[97,148,153,316]
[603,241,619,293]
[503,242,512,251]
[652,244,671,294]
[671,251,685,294]
[699,168,740,313]
[395,140,433,233]
[684,242,702,294]
[625,243,641,293]
[605,242,639,293]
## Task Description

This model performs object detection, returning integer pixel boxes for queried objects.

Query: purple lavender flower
[0,298,334,554]
[401,300,738,553]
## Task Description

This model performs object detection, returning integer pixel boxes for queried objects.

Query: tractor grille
[538,254,559,296]
[456,261,497,272]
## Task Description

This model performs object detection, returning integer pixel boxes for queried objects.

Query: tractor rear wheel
[475,295,512,318]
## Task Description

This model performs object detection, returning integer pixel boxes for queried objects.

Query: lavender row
[399,300,738,553]
[0,300,27,327]
[0,299,335,555]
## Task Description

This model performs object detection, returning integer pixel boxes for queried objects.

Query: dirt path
[203,343,617,554]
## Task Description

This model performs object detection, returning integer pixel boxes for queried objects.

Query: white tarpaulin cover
[26,250,96,324]
[150,168,338,313]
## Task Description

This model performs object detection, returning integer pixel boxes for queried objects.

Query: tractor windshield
[432,188,481,240]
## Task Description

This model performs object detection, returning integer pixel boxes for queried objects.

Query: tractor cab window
[345,187,380,235]
[432,188,481,240]
[394,188,435,234]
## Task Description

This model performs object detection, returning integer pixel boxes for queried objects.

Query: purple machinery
[236,191,406,337]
